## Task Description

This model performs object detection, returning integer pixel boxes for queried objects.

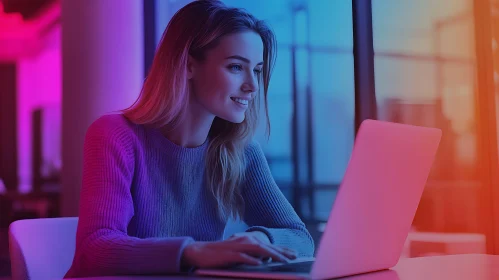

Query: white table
[65,254,499,280]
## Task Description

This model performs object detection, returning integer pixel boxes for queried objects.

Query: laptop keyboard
[228,260,314,273]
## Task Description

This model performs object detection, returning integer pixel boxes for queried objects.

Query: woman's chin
[219,113,246,124]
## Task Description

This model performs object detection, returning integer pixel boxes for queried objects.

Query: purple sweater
[64,114,314,278]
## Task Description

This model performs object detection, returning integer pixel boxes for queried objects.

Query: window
[372,0,490,257]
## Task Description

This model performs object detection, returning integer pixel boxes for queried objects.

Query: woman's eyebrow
[225,55,264,65]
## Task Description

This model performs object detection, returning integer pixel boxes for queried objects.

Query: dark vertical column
[32,109,42,192]
[0,63,18,191]
[352,0,377,135]
[305,7,315,221]
[144,0,157,77]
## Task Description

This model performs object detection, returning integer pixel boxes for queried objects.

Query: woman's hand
[181,233,297,269]
[230,231,271,244]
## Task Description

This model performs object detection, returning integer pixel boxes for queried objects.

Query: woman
[65,0,314,277]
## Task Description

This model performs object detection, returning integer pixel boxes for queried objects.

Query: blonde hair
[123,0,276,220]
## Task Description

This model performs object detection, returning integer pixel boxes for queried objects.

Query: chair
[8,217,78,280]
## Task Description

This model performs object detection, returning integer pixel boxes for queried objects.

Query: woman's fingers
[190,247,263,268]
[272,245,298,259]
[235,242,290,263]
[201,254,262,268]
[195,238,299,268]
[226,235,298,262]
[256,245,297,262]
[227,252,263,266]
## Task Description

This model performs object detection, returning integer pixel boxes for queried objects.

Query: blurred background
[0,0,498,278]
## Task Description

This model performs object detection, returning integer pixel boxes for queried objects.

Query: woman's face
[188,31,264,123]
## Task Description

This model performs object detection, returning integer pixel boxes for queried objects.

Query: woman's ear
[187,55,196,80]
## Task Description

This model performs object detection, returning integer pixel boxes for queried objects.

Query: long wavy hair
[123,0,276,220]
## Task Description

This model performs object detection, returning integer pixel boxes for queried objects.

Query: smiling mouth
[230,97,249,106]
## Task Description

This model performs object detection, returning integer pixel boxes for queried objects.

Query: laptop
[196,119,442,280]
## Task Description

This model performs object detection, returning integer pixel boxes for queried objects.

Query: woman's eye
[229,64,243,71]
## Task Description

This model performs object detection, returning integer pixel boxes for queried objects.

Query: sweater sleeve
[65,116,194,278]
[241,140,315,257]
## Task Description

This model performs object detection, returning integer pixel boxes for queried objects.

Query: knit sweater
[64,114,314,278]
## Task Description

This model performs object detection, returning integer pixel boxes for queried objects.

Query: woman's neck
[162,108,215,148]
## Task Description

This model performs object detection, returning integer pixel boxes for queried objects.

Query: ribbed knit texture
[64,114,314,278]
